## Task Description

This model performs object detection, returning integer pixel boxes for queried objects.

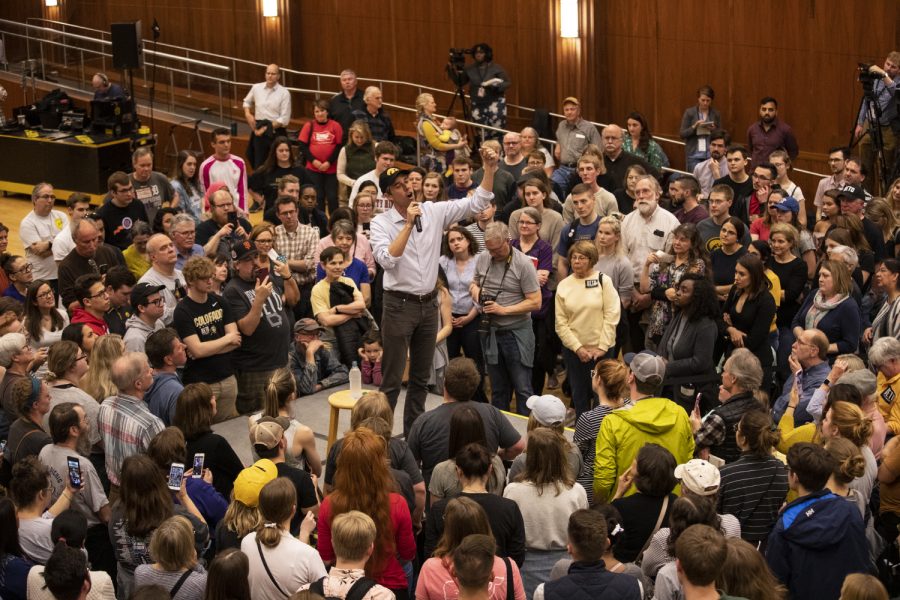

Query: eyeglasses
[174,230,196,237]
[518,220,538,226]
[213,203,234,210]
[146,297,165,306]
[88,289,109,299]
[76,354,88,362]
[12,263,33,275]
[37,290,54,300]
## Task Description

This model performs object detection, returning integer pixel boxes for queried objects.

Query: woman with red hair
[317,427,416,599]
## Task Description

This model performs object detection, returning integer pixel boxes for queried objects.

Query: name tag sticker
[585,279,599,288]
[575,133,586,139]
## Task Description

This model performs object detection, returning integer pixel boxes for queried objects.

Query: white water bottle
[349,362,362,399]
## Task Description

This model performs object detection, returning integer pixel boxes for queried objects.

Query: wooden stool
[326,389,364,455]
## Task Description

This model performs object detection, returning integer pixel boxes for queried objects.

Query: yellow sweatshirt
[555,271,621,353]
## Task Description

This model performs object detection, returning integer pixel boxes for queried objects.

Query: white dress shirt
[243,82,292,126]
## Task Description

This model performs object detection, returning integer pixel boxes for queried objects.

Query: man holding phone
[196,185,252,260]
[224,240,295,415]
[40,402,115,575]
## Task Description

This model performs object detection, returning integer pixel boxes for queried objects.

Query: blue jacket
[772,361,831,425]
[791,294,861,357]
[543,560,641,600]
[766,489,869,600]
[145,372,184,426]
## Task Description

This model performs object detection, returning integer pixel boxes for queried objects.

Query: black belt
[385,289,438,302]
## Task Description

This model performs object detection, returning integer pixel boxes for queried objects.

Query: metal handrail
[10,19,827,180]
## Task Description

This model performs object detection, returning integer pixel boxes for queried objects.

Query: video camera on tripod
[446,47,473,87]
[858,63,882,90]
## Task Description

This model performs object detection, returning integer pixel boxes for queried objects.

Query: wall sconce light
[262,0,278,17]
[46,0,59,6]
[560,0,579,38]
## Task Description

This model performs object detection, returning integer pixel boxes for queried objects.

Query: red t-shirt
[299,120,343,173]
[317,493,415,590]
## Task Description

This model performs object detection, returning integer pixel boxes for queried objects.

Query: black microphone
[414,215,422,232]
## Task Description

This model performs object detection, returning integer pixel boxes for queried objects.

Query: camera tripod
[850,74,892,193]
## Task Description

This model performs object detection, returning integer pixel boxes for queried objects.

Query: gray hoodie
[122,313,165,353]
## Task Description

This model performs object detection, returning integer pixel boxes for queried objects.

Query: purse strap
[503,556,514,600]
[635,495,669,565]
[256,536,289,597]
[169,568,193,598]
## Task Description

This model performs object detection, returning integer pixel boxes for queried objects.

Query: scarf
[804,290,847,329]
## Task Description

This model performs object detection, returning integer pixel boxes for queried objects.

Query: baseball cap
[233,459,278,507]
[249,417,285,450]
[379,167,411,192]
[772,196,800,213]
[826,184,865,202]
[562,96,580,107]
[294,318,324,334]
[525,394,567,426]
[231,239,258,262]
[130,282,165,307]
[675,459,721,496]
[623,350,666,385]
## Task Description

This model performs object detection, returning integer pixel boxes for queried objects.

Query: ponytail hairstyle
[262,368,296,419]
[737,410,780,457]
[823,436,867,485]
[592,503,626,554]
[256,478,296,548]
[827,401,874,448]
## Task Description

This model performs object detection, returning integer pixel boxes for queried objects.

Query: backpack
[310,575,378,600]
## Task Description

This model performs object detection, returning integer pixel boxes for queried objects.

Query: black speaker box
[111,21,143,70]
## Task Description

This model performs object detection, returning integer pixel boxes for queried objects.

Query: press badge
[585,279,599,288]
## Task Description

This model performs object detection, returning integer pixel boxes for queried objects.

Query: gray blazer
[659,313,719,385]
[679,106,723,158]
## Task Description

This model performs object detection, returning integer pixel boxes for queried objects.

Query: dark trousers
[247,123,287,169]
[562,347,595,419]
[626,308,646,354]
[306,171,339,215]
[86,522,117,582]
[446,317,488,403]
[380,293,439,437]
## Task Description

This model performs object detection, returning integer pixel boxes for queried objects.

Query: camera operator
[854,51,900,193]
[460,43,510,142]
[470,222,541,415]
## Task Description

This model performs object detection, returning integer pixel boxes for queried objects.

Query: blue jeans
[551,164,576,199]
[482,330,534,415]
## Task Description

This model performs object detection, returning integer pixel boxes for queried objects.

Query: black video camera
[446,48,473,87]
[477,293,497,334]
[858,63,881,91]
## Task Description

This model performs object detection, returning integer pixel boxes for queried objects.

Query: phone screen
[192,454,204,478]
[693,393,702,414]
[227,211,239,228]
[167,463,185,491]
[67,456,82,489]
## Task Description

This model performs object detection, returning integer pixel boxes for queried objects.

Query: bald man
[137,234,185,325]
[243,63,292,171]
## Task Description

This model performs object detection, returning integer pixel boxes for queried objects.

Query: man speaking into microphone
[371,147,499,436]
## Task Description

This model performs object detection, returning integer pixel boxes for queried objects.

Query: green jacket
[593,397,695,503]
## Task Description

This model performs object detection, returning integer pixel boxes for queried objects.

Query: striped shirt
[98,393,165,486]
[573,401,632,505]
[718,453,789,542]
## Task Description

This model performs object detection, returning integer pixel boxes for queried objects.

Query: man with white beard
[621,175,679,352]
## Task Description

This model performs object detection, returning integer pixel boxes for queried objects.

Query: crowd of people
[0,49,899,600]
